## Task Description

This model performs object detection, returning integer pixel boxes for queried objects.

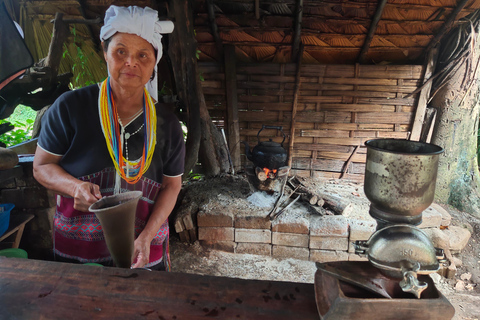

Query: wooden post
[410,48,438,141]
[287,44,304,168]
[224,44,241,171]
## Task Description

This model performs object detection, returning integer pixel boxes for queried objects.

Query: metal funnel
[364,139,443,226]
[89,191,142,268]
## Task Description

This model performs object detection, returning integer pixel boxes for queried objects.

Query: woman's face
[103,32,156,92]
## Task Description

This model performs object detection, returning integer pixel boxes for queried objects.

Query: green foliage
[0,104,37,147]
[63,25,96,88]
[187,171,204,182]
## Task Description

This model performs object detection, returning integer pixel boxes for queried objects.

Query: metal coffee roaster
[314,139,455,320]
[355,139,444,299]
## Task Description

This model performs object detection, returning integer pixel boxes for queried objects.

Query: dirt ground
[170,175,480,320]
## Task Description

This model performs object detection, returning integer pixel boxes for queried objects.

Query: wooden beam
[424,0,470,54]
[205,0,224,60]
[287,43,304,168]
[224,44,241,172]
[255,0,260,20]
[410,48,438,141]
[291,0,303,63]
[357,0,388,64]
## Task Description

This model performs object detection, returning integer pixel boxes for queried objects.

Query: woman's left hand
[131,235,151,268]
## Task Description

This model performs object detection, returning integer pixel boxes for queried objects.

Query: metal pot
[355,224,444,298]
[242,125,288,169]
[364,139,444,225]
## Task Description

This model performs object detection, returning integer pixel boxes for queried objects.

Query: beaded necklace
[98,77,156,184]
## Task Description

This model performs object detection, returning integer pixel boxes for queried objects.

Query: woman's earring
[150,71,156,81]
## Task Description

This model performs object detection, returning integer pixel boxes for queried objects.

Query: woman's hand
[72,181,102,212]
[132,234,151,268]
[33,148,102,212]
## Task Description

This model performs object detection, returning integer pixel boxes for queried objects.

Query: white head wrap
[100,5,174,101]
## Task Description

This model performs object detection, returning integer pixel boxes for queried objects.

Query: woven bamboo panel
[199,62,424,182]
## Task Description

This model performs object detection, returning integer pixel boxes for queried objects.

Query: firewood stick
[318,192,353,215]
[340,145,359,179]
[255,167,267,181]
[271,194,301,220]
[268,175,291,217]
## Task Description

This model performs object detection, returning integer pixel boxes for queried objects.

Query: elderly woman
[33,6,185,270]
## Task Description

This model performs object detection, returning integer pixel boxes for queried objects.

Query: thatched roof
[3,0,480,86]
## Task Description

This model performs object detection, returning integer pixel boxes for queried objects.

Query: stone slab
[198,227,235,241]
[310,215,348,237]
[235,215,271,229]
[271,210,310,234]
[272,245,310,261]
[200,240,236,253]
[197,209,233,227]
[309,249,349,263]
[418,206,443,229]
[272,232,309,248]
[310,236,349,251]
[348,218,376,241]
[430,203,452,227]
[443,226,471,253]
[236,243,272,256]
[347,253,369,261]
[235,228,271,243]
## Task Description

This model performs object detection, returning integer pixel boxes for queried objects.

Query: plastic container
[0,248,28,259]
[0,203,15,237]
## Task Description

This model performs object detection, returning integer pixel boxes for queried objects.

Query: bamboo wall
[199,63,425,183]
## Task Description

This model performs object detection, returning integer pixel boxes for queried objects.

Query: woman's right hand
[72,181,102,212]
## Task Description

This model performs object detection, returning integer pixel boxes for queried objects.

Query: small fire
[263,168,277,179]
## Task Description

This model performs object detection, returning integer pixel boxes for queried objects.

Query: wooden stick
[340,145,360,179]
[268,175,294,217]
[287,44,304,167]
[270,195,301,220]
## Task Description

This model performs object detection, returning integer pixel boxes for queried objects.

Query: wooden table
[0,257,319,319]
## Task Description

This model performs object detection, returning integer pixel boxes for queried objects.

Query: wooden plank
[292,158,365,174]
[356,112,413,124]
[410,48,438,141]
[300,129,350,138]
[322,77,397,86]
[321,90,397,98]
[318,104,396,112]
[238,102,294,111]
[0,258,319,320]
[290,169,364,183]
[315,151,367,162]
[298,83,418,93]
